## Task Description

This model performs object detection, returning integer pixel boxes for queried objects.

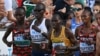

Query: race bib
[31,35,45,42]
[52,42,66,54]
[14,35,24,41]
[80,42,94,53]
[52,42,65,47]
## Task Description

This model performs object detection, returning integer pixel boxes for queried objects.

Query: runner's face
[52,15,61,28]
[81,11,91,23]
[15,9,25,22]
[34,4,45,19]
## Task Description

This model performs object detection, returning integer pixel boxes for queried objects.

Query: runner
[51,12,78,56]
[75,7,98,56]
[30,3,52,56]
[2,7,32,56]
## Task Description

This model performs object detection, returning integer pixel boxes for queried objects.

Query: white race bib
[52,42,65,48]
[14,36,24,41]
[80,42,94,53]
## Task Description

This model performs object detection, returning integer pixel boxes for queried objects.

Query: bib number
[14,36,24,41]
[80,42,94,53]
[52,42,65,47]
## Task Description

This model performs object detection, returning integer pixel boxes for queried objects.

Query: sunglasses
[72,7,82,12]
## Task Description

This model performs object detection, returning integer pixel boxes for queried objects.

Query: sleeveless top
[78,25,96,53]
[51,26,72,53]
[30,18,48,44]
[71,18,83,35]
[12,22,32,55]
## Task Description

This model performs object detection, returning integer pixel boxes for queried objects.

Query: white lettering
[80,38,93,41]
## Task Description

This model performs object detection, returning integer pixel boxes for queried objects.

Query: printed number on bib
[14,36,24,41]
[80,42,94,53]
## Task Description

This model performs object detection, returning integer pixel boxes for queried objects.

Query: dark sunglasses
[72,7,82,12]
[77,8,82,11]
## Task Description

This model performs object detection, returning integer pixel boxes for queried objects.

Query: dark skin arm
[75,26,80,40]
[74,26,81,49]
[2,24,13,47]
[45,19,52,50]
[89,27,99,45]
[44,19,52,39]
[65,28,79,51]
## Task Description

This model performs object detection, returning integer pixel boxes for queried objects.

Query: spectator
[54,0,75,13]
[65,11,75,29]
[95,12,100,31]
[93,1,100,16]
[71,2,83,35]
[0,0,16,28]
[92,1,100,26]
[0,0,7,19]
[76,0,85,6]
[42,0,55,19]
[54,0,75,26]
[4,0,16,22]
[23,0,37,18]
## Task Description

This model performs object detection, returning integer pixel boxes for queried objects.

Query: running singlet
[30,18,49,48]
[51,26,72,54]
[12,22,32,56]
[78,25,96,53]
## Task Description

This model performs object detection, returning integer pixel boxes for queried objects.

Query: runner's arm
[65,28,79,51]
[2,24,13,47]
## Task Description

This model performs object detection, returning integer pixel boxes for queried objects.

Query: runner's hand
[6,41,13,47]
